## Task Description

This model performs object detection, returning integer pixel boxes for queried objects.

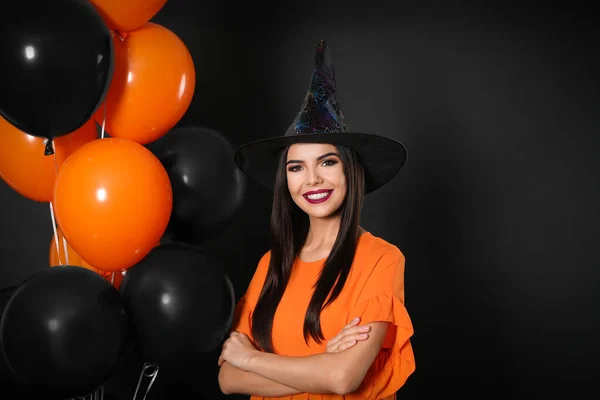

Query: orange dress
[232,231,415,399]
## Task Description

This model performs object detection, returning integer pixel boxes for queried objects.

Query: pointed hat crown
[285,39,349,136]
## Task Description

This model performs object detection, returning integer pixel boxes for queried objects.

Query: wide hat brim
[234,131,407,194]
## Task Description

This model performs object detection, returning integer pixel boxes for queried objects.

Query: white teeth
[306,191,331,200]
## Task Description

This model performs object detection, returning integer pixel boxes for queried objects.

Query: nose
[306,167,323,186]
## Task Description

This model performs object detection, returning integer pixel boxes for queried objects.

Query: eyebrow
[286,152,340,165]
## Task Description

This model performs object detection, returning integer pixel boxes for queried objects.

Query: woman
[218,40,415,399]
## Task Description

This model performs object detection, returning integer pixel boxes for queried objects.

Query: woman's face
[286,143,347,219]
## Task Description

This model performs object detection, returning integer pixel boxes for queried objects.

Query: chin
[306,211,335,219]
[303,206,341,219]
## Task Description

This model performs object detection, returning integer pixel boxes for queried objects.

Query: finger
[327,330,348,347]
[343,317,361,331]
[327,335,341,347]
[337,340,357,352]
[330,332,369,351]
[326,342,339,353]
[346,332,369,343]
[338,325,371,341]
[328,327,349,346]
[333,317,361,342]
[328,320,367,347]
[336,317,362,338]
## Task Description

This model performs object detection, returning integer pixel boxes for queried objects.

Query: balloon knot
[44,139,55,156]
[114,31,127,41]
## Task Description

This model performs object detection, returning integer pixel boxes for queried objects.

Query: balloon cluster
[0,0,246,397]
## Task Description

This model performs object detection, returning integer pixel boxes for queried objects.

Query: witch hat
[234,39,406,193]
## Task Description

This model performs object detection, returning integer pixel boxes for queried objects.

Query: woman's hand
[219,331,260,370]
[325,316,371,353]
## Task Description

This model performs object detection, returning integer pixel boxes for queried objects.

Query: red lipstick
[303,189,333,204]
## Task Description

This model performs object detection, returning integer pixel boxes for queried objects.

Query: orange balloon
[49,231,123,289]
[89,0,168,33]
[94,23,195,145]
[53,137,172,272]
[0,116,97,202]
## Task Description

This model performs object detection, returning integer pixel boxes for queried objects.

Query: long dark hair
[251,144,365,353]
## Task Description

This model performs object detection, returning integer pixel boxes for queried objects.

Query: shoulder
[351,233,406,302]
[251,250,272,279]
[242,250,272,299]
[258,250,272,267]
[355,232,405,275]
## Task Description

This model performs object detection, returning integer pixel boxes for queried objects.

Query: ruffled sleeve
[349,247,416,399]
[230,251,271,341]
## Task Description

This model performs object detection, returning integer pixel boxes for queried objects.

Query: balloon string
[63,235,70,265]
[51,139,69,265]
[49,202,62,266]
[52,139,59,177]
[101,101,106,139]
[68,385,103,400]
[132,362,159,400]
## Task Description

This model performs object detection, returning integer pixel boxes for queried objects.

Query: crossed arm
[218,362,300,397]
[218,321,390,396]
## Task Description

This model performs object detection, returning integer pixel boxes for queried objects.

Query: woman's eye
[322,159,337,166]
[288,165,302,172]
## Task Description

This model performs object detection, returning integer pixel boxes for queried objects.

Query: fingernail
[359,333,368,339]
[360,326,370,332]
[353,317,360,322]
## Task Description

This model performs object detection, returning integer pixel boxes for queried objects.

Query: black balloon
[0,0,113,138]
[120,243,235,366]
[0,267,128,397]
[148,126,246,244]
[0,286,16,311]
[0,286,18,383]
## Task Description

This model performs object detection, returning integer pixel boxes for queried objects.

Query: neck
[305,215,342,250]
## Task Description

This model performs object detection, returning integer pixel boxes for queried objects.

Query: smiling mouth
[303,190,333,204]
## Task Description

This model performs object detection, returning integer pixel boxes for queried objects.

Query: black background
[1,1,599,398]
